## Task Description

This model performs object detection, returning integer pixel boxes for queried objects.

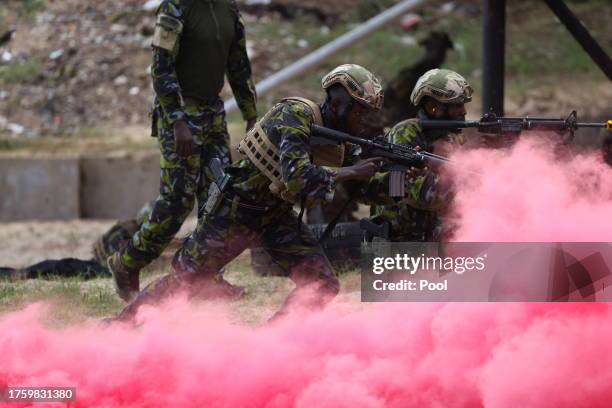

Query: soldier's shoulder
[278,98,319,126]
[157,0,193,17]
[387,118,422,141]
[390,117,421,131]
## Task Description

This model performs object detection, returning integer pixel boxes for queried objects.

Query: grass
[0,254,361,326]
[0,59,42,85]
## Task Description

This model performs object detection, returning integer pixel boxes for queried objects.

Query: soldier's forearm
[227,17,257,121]
[227,60,257,120]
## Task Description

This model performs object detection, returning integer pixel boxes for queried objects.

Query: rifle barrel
[311,125,376,147]
[419,120,480,129]
[576,122,609,128]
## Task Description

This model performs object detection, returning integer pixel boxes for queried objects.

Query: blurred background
[0,0,610,220]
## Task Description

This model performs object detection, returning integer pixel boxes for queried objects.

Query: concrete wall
[0,158,80,221]
[80,151,160,219]
[0,150,160,221]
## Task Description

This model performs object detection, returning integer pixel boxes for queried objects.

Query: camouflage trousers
[117,199,340,320]
[119,98,231,272]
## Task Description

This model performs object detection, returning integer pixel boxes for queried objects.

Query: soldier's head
[411,68,473,121]
[321,64,384,136]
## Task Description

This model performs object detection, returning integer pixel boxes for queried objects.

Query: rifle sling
[318,199,353,245]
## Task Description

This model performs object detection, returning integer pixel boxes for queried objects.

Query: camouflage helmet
[410,68,473,106]
[321,64,384,110]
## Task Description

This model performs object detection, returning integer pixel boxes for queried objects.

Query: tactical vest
[238,97,345,197]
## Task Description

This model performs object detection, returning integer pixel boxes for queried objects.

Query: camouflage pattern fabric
[119,99,232,272]
[321,64,384,109]
[117,0,256,273]
[370,110,453,241]
[92,220,139,265]
[151,0,257,124]
[410,68,473,106]
[178,99,380,271]
[118,99,395,318]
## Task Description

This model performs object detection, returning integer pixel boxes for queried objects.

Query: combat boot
[107,253,139,302]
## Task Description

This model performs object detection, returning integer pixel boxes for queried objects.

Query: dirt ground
[0,216,196,268]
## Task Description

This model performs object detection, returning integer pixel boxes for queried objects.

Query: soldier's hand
[448,133,466,145]
[246,118,257,133]
[336,157,383,181]
[173,120,194,158]
[406,166,429,180]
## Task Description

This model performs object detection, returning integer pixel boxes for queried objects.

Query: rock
[1,51,13,62]
[49,49,64,60]
[114,75,128,85]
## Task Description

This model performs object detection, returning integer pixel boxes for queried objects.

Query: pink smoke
[449,137,612,241]
[1,301,612,408]
[3,138,612,407]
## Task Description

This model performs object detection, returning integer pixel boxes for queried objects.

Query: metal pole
[482,0,505,116]
[543,0,612,81]
[225,0,426,114]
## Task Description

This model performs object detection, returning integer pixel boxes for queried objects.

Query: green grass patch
[0,59,41,85]
[0,254,363,326]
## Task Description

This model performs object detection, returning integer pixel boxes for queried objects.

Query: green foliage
[0,59,41,85]
[20,0,46,16]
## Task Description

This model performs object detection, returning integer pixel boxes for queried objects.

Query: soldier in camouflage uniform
[108,0,258,302]
[371,68,473,241]
[114,64,420,321]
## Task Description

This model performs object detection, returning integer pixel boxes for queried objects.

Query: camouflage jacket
[230,100,393,210]
[370,110,452,241]
[151,0,257,124]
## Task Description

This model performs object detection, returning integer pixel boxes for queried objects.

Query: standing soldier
[113,64,405,321]
[371,68,473,241]
[108,0,258,302]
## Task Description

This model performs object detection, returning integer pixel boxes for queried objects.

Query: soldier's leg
[111,119,202,301]
[115,203,256,321]
[261,212,340,320]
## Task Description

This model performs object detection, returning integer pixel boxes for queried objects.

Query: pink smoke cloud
[3,137,612,407]
[1,301,612,408]
[449,137,612,241]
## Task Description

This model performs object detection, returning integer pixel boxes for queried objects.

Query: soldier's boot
[107,252,139,302]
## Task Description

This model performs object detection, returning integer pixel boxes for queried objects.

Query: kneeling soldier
[115,64,409,321]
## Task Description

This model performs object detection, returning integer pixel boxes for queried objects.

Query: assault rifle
[420,111,611,141]
[311,124,454,198]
